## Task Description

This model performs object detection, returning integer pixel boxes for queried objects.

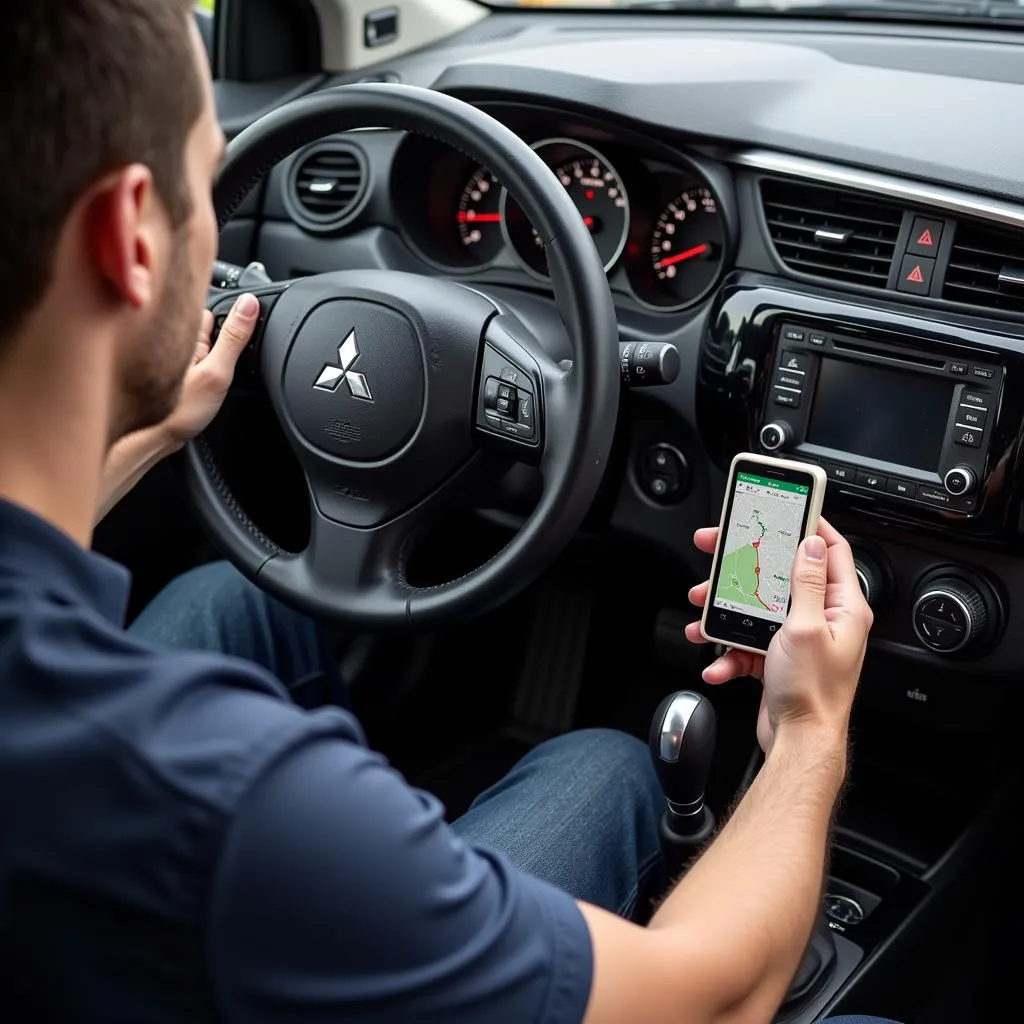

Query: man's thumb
[209,293,259,369]
[787,534,828,623]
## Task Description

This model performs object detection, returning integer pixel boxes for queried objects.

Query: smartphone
[700,453,827,654]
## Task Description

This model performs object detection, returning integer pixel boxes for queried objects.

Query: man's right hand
[685,518,873,753]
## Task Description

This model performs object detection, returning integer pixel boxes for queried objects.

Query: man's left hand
[162,293,260,447]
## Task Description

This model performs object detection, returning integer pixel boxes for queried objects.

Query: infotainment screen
[806,358,952,471]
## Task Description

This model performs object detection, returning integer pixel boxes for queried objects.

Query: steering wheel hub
[184,83,620,626]
[281,298,424,462]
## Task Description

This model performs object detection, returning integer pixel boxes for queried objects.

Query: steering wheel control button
[944,466,976,496]
[638,444,689,505]
[897,253,934,295]
[759,422,790,452]
[912,578,988,654]
[476,345,540,447]
[907,217,943,257]
[283,300,425,461]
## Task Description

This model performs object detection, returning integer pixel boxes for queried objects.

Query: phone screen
[707,460,816,651]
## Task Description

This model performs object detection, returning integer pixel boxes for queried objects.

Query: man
[0,3,891,1022]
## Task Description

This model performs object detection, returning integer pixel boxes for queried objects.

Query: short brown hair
[0,0,203,345]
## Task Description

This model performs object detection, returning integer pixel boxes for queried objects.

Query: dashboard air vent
[285,142,368,234]
[760,178,903,288]
[942,220,1024,316]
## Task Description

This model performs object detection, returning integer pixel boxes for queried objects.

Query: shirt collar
[0,498,131,625]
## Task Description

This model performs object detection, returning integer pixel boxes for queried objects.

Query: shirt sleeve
[206,734,594,1024]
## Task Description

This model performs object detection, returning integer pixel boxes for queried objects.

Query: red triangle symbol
[916,228,933,246]
[906,264,925,284]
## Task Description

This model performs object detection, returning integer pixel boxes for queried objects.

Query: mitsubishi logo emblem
[313,329,372,401]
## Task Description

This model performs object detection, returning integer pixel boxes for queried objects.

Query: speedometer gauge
[502,139,630,278]
[648,187,724,306]
[456,167,503,264]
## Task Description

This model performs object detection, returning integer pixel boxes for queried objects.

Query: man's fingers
[688,580,710,607]
[702,649,764,684]
[203,294,259,377]
[694,527,718,554]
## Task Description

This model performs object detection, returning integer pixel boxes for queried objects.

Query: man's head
[0,1,225,441]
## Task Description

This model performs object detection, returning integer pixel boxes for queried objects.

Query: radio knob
[943,466,976,497]
[912,577,988,654]
[759,422,791,452]
[854,553,885,610]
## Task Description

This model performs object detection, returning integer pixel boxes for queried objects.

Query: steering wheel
[181,84,618,628]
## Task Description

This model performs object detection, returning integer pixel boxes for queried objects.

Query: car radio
[756,322,1003,514]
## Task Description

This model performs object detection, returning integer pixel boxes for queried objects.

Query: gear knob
[649,690,717,817]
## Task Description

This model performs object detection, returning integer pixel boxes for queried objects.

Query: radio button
[960,391,989,409]
[972,366,994,380]
[828,464,855,483]
[886,478,917,498]
[855,470,886,490]
[953,426,983,449]
[897,254,935,295]
[782,327,806,342]
[948,361,969,375]
[958,406,987,429]
[779,350,810,374]
[808,332,828,346]
[775,371,804,389]
[918,486,953,506]
[773,390,800,408]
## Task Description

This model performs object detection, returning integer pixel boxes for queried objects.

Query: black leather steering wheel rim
[181,83,618,627]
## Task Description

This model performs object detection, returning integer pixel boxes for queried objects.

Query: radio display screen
[807,358,952,471]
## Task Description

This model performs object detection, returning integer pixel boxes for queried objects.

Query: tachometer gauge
[502,139,630,278]
[648,187,724,306]
[456,167,503,264]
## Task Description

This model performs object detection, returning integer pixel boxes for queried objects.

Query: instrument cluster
[391,112,737,311]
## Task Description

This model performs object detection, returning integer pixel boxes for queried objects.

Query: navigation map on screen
[712,471,810,625]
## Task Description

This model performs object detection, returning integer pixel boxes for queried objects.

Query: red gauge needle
[457,212,502,223]
[656,243,709,268]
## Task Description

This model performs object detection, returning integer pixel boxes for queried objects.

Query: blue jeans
[130,563,901,1023]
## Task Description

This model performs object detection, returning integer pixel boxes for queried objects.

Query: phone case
[699,452,828,655]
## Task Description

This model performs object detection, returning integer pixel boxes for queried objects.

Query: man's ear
[85,165,164,311]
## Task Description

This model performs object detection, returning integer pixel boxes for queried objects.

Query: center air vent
[943,219,1024,316]
[284,142,368,234]
[760,179,903,288]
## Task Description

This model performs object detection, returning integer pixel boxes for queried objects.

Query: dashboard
[218,8,1024,723]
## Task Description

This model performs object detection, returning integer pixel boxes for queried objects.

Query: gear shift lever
[649,691,716,861]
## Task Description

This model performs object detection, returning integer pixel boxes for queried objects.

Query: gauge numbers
[649,187,724,306]
[456,167,503,264]
[502,139,630,278]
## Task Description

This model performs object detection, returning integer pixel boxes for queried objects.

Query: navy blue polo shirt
[0,499,593,1022]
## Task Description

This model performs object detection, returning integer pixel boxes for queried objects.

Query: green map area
[716,542,766,611]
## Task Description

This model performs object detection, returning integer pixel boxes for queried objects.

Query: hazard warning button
[897,253,935,295]
[908,217,942,257]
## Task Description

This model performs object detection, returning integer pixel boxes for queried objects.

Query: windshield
[484,0,1024,23]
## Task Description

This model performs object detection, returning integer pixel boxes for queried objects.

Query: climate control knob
[759,422,791,452]
[943,466,976,497]
[912,577,988,654]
